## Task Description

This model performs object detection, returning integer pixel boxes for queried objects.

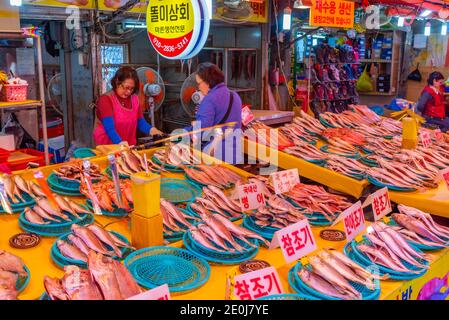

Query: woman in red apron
[416,71,449,132]
[93,67,163,146]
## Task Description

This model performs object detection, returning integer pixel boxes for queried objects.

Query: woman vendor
[416,71,449,132]
[185,62,243,164]
[93,66,163,146]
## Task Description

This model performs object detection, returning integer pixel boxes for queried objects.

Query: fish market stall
[0,146,449,301]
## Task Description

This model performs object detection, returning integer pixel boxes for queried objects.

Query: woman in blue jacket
[185,62,243,164]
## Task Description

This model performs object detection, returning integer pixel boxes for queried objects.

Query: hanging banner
[97,0,147,12]
[23,0,93,8]
[310,0,355,28]
[213,0,268,23]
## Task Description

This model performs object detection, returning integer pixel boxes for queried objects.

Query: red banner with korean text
[310,0,354,28]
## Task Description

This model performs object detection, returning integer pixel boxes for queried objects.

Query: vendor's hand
[150,127,164,136]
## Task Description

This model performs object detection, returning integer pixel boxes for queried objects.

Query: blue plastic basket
[48,184,83,197]
[19,208,94,237]
[287,267,320,300]
[38,292,50,300]
[347,239,429,280]
[292,261,380,300]
[104,166,132,180]
[257,293,318,300]
[160,178,202,204]
[124,246,210,293]
[367,175,417,192]
[16,265,30,293]
[319,116,337,128]
[186,202,242,222]
[0,192,36,214]
[164,208,202,243]
[50,230,132,269]
[73,148,96,159]
[86,199,131,217]
[183,230,259,265]
[359,157,379,167]
[286,198,334,226]
[47,173,81,191]
[241,215,277,241]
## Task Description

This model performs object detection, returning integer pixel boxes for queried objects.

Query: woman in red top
[93,67,163,146]
[416,71,449,132]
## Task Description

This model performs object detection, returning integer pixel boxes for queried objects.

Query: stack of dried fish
[349,105,382,123]
[80,178,133,212]
[417,145,449,169]
[56,224,131,263]
[152,143,200,167]
[115,150,164,175]
[325,137,360,156]
[247,195,306,229]
[325,155,368,179]
[286,183,352,222]
[24,196,91,225]
[321,128,366,146]
[391,205,449,247]
[296,249,384,300]
[161,198,200,235]
[54,161,103,181]
[185,165,243,189]
[367,158,438,190]
[279,122,317,144]
[0,250,28,300]
[188,203,269,252]
[244,120,293,149]
[1,174,45,204]
[284,140,328,163]
[358,222,430,274]
[292,110,326,136]
[44,251,141,300]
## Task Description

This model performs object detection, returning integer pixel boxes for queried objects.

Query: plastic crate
[38,136,65,163]
[0,84,28,102]
[5,149,52,171]
[39,124,64,139]
[0,148,11,163]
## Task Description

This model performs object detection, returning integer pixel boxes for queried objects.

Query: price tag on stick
[420,131,432,148]
[233,267,284,300]
[107,154,123,208]
[269,219,317,264]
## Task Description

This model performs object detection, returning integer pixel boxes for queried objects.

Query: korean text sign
[233,267,284,300]
[271,169,300,194]
[270,220,317,264]
[310,0,355,28]
[363,187,392,221]
[341,201,366,243]
[238,182,265,211]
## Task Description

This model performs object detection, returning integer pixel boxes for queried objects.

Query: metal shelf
[0,100,42,111]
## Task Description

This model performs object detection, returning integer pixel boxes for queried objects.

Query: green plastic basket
[73,148,96,159]
[160,178,202,203]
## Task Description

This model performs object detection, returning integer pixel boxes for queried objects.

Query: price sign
[242,106,255,126]
[434,129,443,142]
[233,267,284,300]
[439,167,449,189]
[420,131,432,148]
[339,201,366,243]
[310,0,355,28]
[238,183,265,211]
[362,187,392,221]
[127,284,171,300]
[269,220,317,264]
[270,169,300,194]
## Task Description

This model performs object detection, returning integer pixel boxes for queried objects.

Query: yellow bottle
[401,117,418,149]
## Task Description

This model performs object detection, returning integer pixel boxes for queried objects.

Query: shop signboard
[23,0,93,8]
[233,267,284,300]
[146,0,210,60]
[269,220,317,264]
[309,0,355,29]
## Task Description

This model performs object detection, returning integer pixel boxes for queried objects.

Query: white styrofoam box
[0,134,15,151]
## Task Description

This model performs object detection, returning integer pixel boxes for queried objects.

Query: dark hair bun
[196,62,225,89]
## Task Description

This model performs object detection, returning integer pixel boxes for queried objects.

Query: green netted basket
[124,246,210,294]
[73,148,96,159]
[160,178,202,203]
[50,230,132,269]
[0,192,36,214]
[86,199,131,217]
[18,208,94,237]
[17,265,31,293]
